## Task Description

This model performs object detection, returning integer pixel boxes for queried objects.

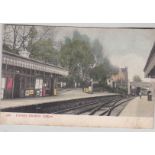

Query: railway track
[1,95,134,116]
[53,96,134,116]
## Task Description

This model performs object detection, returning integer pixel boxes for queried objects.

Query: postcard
[0,24,154,129]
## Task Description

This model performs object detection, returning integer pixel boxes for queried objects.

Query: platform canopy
[130,82,151,89]
[144,43,155,78]
[2,51,68,76]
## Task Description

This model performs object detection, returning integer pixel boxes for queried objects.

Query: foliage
[90,64,107,86]
[91,39,104,64]
[60,33,95,85]
[60,31,118,87]
[3,25,38,52]
[3,24,59,65]
[30,39,59,65]
[90,61,118,87]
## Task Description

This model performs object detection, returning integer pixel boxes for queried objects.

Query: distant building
[130,81,152,96]
[107,67,128,90]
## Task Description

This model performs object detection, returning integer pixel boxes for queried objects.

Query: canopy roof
[144,43,155,78]
[2,51,68,76]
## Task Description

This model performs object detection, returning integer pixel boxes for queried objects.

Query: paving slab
[120,96,154,117]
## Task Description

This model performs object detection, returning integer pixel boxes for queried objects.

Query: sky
[55,26,155,82]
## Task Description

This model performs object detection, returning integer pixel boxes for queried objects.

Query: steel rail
[53,97,115,114]
[99,97,134,116]
[54,96,123,115]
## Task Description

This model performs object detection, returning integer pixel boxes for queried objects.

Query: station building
[130,81,151,96]
[1,50,68,99]
[107,67,128,90]
[144,43,155,78]
[144,43,155,96]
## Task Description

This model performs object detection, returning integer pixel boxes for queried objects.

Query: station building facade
[107,67,128,90]
[1,50,68,99]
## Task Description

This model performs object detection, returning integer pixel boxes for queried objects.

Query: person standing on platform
[147,91,152,101]
[139,91,142,99]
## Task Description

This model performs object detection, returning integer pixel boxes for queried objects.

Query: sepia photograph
[0,24,154,128]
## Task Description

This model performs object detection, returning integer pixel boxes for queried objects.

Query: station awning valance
[2,51,68,76]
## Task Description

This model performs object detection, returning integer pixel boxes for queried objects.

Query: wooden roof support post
[0,24,3,99]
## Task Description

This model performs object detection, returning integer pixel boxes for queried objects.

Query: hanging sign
[2,78,6,89]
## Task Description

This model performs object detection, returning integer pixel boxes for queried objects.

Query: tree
[59,32,95,86]
[91,39,104,64]
[90,59,118,86]
[30,39,59,65]
[3,25,21,53]
[90,64,107,86]
[133,75,142,82]
[59,31,119,88]
[3,24,60,65]
[3,25,37,52]
[24,26,38,51]
[3,24,57,54]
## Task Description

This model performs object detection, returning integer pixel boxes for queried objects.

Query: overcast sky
[55,27,155,82]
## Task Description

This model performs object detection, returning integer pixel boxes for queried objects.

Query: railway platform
[120,96,154,117]
[0,88,117,110]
